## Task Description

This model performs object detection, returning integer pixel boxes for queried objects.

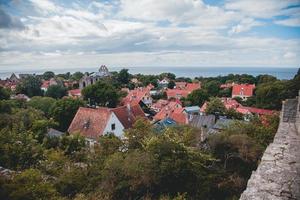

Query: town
[0,66,299,200]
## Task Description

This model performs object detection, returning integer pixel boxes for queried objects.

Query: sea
[0,67,298,80]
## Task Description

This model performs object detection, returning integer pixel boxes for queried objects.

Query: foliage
[117,68,130,84]
[3,169,58,200]
[42,71,55,80]
[71,72,84,81]
[0,86,10,100]
[167,80,175,89]
[45,85,67,99]
[0,129,44,170]
[186,89,209,106]
[28,96,56,117]
[50,98,84,131]
[202,80,221,97]
[16,76,43,97]
[82,80,121,108]
[205,97,226,116]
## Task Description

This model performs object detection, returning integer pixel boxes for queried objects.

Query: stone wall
[240,92,300,200]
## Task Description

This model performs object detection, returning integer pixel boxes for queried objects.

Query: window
[111,123,116,131]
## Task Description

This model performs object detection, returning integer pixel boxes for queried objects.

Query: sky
[0,0,300,70]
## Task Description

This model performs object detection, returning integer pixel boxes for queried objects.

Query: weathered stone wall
[240,92,300,200]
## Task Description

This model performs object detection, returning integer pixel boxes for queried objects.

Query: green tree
[117,69,130,84]
[42,71,55,80]
[16,76,43,97]
[71,72,84,81]
[0,86,10,100]
[28,96,56,117]
[50,98,84,131]
[203,80,221,97]
[256,74,277,85]
[167,80,176,89]
[186,89,209,106]
[255,81,287,110]
[205,97,226,115]
[45,85,67,99]
[4,169,58,200]
[82,80,120,108]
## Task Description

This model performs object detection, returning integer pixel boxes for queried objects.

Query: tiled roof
[186,83,201,92]
[68,107,111,139]
[169,108,188,124]
[111,103,145,129]
[243,107,274,115]
[122,87,150,105]
[68,89,81,97]
[41,80,50,89]
[232,84,255,97]
[153,101,183,121]
[166,89,190,99]
[189,115,216,129]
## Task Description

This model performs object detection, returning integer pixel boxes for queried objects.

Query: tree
[45,85,67,99]
[0,86,10,100]
[4,169,58,200]
[159,73,176,80]
[225,108,243,120]
[203,81,221,97]
[42,71,55,80]
[71,72,84,81]
[50,98,84,131]
[117,69,130,84]
[82,80,120,108]
[167,80,175,89]
[186,89,209,106]
[256,74,277,85]
[255,81,287,110]
[205,97,226,115]
[28,96,56,117]
[16,76,42,97]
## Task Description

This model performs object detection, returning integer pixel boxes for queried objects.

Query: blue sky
[0,0,299,70]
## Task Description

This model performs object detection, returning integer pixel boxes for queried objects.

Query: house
[79,65,111,89]
[166,82,201,99]
[232,84,255,100]
[9,73,19,83]
[68,89,82,98]
[184,106,201,120]
[153,117,177,132]
[220,82,235,89]
[189,115,216,141]
[151,99,169,112]
[68,107,125,140]
[41,78,58,91]
[166,89,190,99]
[11,94,30,101]
[158,78,169,89]
[110,103,146,129]
[47,128,64,138]
[153,100,183,121]
[122,87,153,107]
[68,104,145,141]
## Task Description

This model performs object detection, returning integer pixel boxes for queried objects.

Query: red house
[232,84,255,100]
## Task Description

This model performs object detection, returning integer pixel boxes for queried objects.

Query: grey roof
[184,106,200,113]
[47,128,64,138]
[189,115,215,129]
[153,117,177,132]
[213,118,234,130]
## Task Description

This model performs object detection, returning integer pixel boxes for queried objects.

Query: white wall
[103,112,124,137]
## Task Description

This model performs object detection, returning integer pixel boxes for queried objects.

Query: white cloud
[225,0,300,18]
[29,0,61,14]
[229,18,263,34]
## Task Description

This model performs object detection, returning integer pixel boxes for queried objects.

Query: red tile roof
[232,84,255,97]
[41,81,50,89]
[68,107,111,139]
[68,89,81,97]
[242,107,274,115]
[111,103,145,129]
[169,107,188,124]
[153,101,183,121]
[186,83,201,92]
[122,87,150,105]
[166,89,190,99]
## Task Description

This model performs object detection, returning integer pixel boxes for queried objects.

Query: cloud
[225,0,300,18]
[229,18,264,34]
[0,0,299,70]
[0,8,25,29]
